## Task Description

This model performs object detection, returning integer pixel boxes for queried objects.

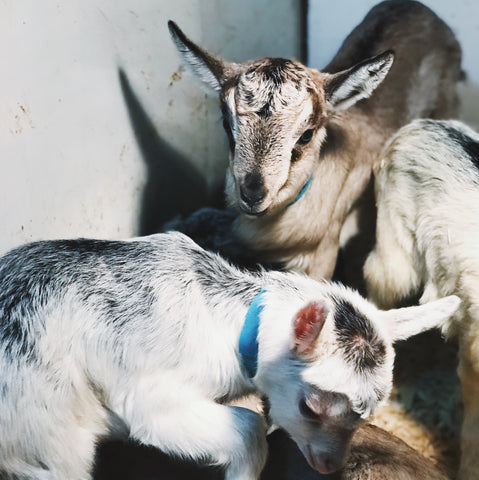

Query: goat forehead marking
[332,298,386,373]
[235,58,313,119]
[257,58,296,86]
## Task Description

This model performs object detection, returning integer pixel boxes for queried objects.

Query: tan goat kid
[169,0,462,286]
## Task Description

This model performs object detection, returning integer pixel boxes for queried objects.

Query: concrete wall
[0,1,304,253]
[308,0,479,125]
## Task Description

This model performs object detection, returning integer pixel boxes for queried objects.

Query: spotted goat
[0,231,459,479]
[168,0,462,286]
[364,119,479,480]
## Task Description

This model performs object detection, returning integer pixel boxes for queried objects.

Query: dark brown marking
[291,147,301,163]
[260,58,292,86]
[257,102,272,118]
[333,298,386,372]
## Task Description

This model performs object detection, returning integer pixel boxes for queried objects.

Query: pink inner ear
[294,301,327,357]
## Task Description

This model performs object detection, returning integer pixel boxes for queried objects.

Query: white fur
[0,231,459,479]
[364,118,479,479]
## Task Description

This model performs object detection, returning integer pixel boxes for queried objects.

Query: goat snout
[240,172,267,210]
[308,454,342,475]
[304,445,345,475]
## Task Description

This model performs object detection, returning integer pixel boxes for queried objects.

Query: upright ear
[324,51,394,111]
[168,20,236,92]
[293,301,329,358]
[382,295,461,342]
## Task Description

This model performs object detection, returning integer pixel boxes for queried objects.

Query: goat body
[169,0,462,285]
[364,118,479,479]
[0,231,459,479]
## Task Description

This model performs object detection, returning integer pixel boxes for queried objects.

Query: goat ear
[324,51,394,111]
[381,295,461,342]
[293,301,328,358]
[168,21,235,92]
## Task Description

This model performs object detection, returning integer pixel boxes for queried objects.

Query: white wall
[308,0,479,125]
[0,1,303,253]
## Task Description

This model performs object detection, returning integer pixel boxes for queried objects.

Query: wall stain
[168,66,184,87]
[11,103,35,134]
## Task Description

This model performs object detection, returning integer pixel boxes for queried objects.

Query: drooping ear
[293,301,329,358]
[324,51,394,111]
[382,295,461,342]
[168,20,236,92]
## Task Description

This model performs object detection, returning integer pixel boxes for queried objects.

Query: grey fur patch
[163,207,282,271]
[190,248,262,306]
[0,383,7,399]
[0,238,161,359]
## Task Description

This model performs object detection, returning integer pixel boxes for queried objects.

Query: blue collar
[239,290,267,378]
[287,173,313,208]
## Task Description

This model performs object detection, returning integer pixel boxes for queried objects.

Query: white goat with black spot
[0,231,459,479]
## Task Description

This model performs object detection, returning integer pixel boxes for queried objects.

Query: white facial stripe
[225,88,238,135]
[293,101,315,137]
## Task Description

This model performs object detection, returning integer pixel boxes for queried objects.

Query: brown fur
[343,424,451,480]
[234,0,462,286]
[263,424,452,480]
[170,1,463,289]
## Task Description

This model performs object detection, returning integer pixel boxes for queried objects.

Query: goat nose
[240,172,266,207]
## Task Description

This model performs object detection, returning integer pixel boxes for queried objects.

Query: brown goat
[169,0,462,289]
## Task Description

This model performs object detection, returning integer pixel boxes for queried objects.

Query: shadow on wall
[118,68,223,235]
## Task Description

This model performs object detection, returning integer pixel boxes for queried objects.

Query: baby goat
[0,231,459,479]
[168,0,462,283]
[364,119,479,479]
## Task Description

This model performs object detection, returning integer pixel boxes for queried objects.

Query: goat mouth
[240,205,269,217]
[304,445,339,475]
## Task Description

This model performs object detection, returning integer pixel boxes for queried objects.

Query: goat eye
[298,129,314,145]
[299,398,318,420]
